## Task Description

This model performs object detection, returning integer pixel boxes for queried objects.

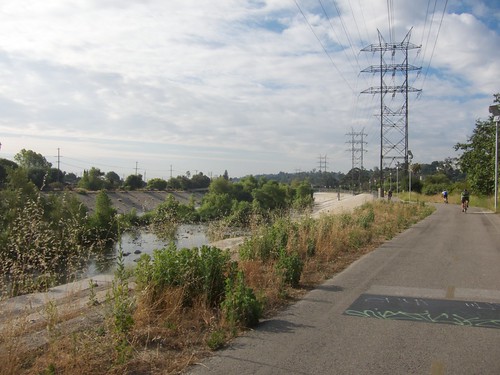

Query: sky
[0,0,499,180]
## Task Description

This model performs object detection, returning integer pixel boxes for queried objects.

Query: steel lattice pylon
[361,29,421,196]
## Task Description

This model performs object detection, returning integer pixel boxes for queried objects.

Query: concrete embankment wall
[46,190,205,214]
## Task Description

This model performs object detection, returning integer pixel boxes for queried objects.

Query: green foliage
[147,177,168,190]
[199,192,233,220]
[226,200,253,226]
[0,193,90,296]
[0,158,18,187]
[239,217,296,262]
[151,194,199,237]
[292,180,314,208]
[221,271,262,328]
[87,191,118,244]
[14,149,52,169]
[167,172,211,190]
[134,244,232,307]
[105,171,122,189]
[356,206,375,229]
[190,172,211,189]
[78,167,105,191]
[123,174,145,190]
[252,180,287,210]
[275,249,303,288]
[198,176,313,223]
[206,330,227,350]
[454,93,499,195]
[110,249,135,335]
[422,173,451,195]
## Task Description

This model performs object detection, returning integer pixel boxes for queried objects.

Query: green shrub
[275,249,303,288]
[206,330,227,350]
[221,271,262,328]
[199,245,232,306]
[134,244,231,307]
[238,217,294,262]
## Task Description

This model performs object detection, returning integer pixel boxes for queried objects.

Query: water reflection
[86,224,208,277]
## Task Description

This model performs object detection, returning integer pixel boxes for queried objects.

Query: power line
[292,0,355,92]
[419,0,449,92]
[318,0,360,75]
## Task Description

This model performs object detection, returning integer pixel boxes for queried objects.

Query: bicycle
[462,199,469,213]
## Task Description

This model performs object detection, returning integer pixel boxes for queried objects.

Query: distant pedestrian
[388,189,393,201]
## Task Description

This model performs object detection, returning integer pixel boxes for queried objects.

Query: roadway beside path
[187,203,500,375]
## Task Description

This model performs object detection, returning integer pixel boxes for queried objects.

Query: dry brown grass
[0,200,434,375]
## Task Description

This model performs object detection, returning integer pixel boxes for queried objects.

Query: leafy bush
[134,244,231,307]
[206,330,227,350]
[221,271,262,328]
[275,249,303,288]
[0,194,90,296]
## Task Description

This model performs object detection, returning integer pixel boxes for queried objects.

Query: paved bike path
[187,203,500,375]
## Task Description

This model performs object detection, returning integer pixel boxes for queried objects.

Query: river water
[85,224,209,277]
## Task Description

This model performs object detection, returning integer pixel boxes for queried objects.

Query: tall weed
[134,244,232,308]
[221,270,262,328]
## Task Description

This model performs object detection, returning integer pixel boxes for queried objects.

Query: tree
[252,180,286,210]
[190,172,211,189]
[147,177,168,191]
[88,191,118,243]
[0,158,18,187]
[124,174,145,190]
[78,167,105,191]
[209,176,233,195]
[13,149,52,169]
[105,171,121,189]
[454,93,499,195]
[64,172,79,185]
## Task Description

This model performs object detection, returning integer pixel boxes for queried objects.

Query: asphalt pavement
[186,203,500,375]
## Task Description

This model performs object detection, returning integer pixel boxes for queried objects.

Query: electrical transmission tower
[318,154,327,173]
[346,128,367,191]
[360,28,421,196]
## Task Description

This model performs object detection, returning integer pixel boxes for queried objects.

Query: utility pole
[346,128,367,193]
[135,161,139,176]
[57,148,61,183]
[361,28,421,197]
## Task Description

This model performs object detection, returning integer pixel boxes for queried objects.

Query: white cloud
[0,0,498,178]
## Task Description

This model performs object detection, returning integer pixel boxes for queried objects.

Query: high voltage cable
[345,0,365,57]
[330,0,359,67]
[419,0,434,55]
[420,0,439,72]
[419,0,449,92]
[386,0,394,43]
[356,0,372,45]
[292,0,355,92]
[318,0,359,75]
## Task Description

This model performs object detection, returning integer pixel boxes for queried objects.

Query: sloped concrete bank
[48,190,205,214]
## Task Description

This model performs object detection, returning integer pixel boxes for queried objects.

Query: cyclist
[442,190,448,204]
[461,188,470,212]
